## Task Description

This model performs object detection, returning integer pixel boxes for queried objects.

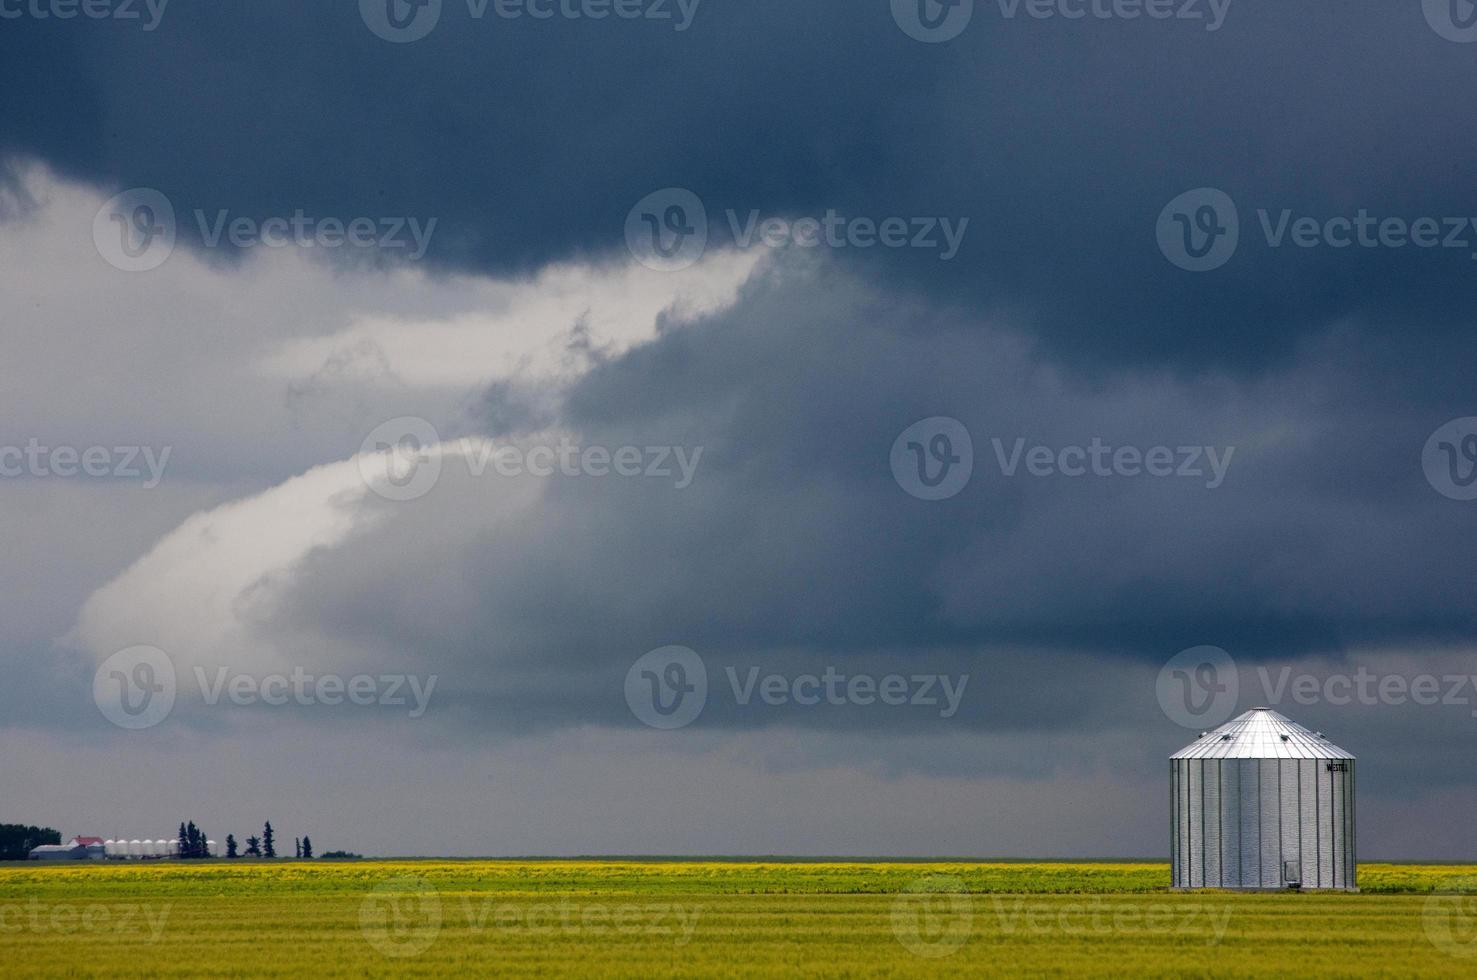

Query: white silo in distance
[1171,708,1356,890]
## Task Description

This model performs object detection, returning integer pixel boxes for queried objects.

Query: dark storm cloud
[242,257,1477,750]
[6,2,1477,366]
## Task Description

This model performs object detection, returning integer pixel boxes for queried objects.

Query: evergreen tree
[178,822,189,860]
[262,822,276,859]
[199,830,210,858]
[301,837,313,860]
[186,822,201,859]
[226,834,238,859]
[245,836,261,858]
[295,838,301,859]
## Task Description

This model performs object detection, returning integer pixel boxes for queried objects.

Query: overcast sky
[3,1,1477,859]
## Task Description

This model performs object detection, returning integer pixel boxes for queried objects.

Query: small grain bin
[1171,708,1356,890]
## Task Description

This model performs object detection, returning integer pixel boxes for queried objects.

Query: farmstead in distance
[27,837,106,861]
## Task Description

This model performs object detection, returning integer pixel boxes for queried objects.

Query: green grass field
[3,861,1476,976]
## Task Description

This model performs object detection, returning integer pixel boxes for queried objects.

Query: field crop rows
[2,861,1475,977]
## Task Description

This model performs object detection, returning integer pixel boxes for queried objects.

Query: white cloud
[0,160,760,475]
[0,158,758,686]
[258,250,762,390]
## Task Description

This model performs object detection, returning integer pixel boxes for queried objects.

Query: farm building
[1171,708,1356,891]
[103,838,191,858]
[28,837,106,861]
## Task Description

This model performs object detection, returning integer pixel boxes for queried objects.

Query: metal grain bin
[1171,708,1356,890]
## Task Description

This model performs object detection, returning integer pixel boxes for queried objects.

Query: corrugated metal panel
[1170,762,1179,887]
[1221,762,1241,886]
[1238,759,1259,888]
[1347,763,1358,888]
[1188,759,1204,888]
[1205,762,1222,886]
[1299,760,1319,888]
[1317,763,1334,889]
[1171,708,1354,760]
[1330,763,1345,889]
[1181,761,1193,887]
[1280,760,1301,885]
[1260,760,1280,888]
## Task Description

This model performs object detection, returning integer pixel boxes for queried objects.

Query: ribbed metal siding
[1204,762,1222,886]
[1238,759,1259,888]
[1279,761,1300,884]
[1170,762,1179,888]
[1324,760,1356,890]
[1329,764,1344,889]
[1317,762,1334,888]
[1170,762,1183,888]
[1347,762,1358,887]
[1220,762,1240,886]
[1187,759,1204,887]
[1298,759,1319,887]
[1260,761,1281,887]
[1181,761,1193,891]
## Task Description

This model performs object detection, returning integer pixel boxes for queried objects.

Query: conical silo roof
[1171,707,1354,760]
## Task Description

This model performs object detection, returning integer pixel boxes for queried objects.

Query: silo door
[1282,861,1301,886]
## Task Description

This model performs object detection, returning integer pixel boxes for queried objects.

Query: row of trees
[179,820,313,859]
[0,825,60,861]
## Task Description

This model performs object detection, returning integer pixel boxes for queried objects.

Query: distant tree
[320,851,361,860]
[226,834,238,859]
[186,821,201,859]
[178,822,190,859]
[295,838,301,859]
[301,837,313,860]
[199,830,210,858]
[0,825,61,861]
[262,822,276,859]
[245,836,262,858]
